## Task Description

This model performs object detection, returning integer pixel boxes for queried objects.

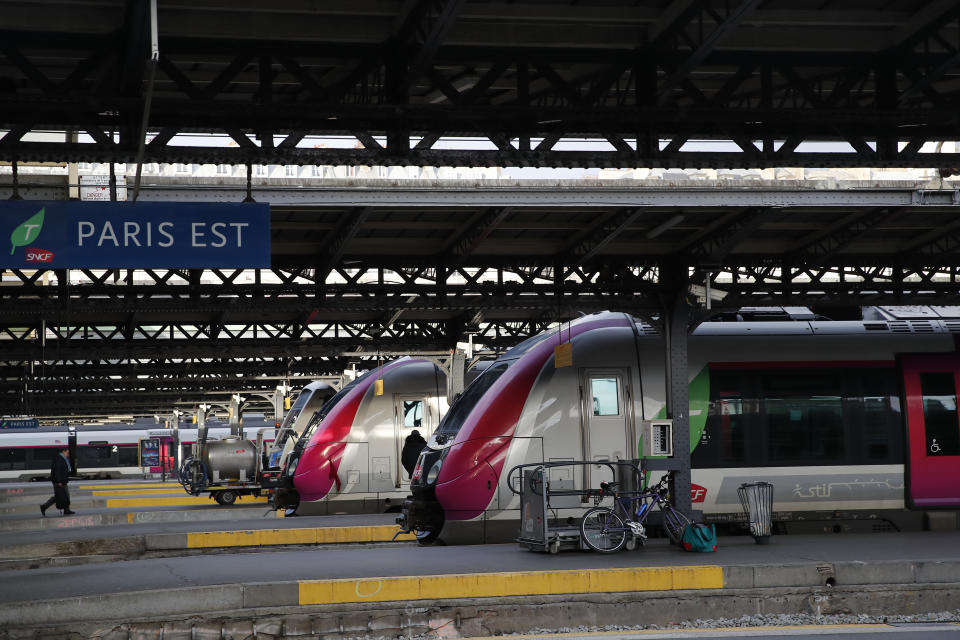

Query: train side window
[78,446,112,464]
[590,378,620,416]
[920,372,960,457]
[117,445,139,466]
[764,372,844,464]
[0,449,26,470]
[28,447,56,470]
[693,368,748,468]
[862,396,890,459]
[715,395,746,463]
[766,395,844,463]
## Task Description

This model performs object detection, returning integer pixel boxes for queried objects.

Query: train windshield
[277,389,313,433]
[434,361,510,441]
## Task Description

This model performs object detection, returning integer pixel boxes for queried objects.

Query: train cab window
[590,378,620,416]
[435,361,510,440]
[278,390,311,432]
[920,372,960,457]
[0,448,26,470]
[403,400,424,427]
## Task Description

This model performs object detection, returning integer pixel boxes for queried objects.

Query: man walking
[40,447,75,516]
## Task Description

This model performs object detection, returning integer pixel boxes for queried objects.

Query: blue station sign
[0,417,40,429]
[3,201,270,268]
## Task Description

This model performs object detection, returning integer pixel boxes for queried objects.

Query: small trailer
[179,428,270,505]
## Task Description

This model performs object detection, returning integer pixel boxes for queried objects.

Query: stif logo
[10,208,45,256]
[25,249,54,263]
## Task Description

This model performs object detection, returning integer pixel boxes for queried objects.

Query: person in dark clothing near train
[401,430,427,479]
[40,447,75,516]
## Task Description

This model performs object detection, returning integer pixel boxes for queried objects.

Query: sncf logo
[25,248,54,263]
[691,484,708,503]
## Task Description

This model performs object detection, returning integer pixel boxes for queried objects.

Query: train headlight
[426,458,443,484]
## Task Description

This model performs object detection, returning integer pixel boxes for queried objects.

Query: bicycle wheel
[661,505,692,545]
[580,507,627,553]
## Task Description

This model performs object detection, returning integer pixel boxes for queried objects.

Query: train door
[395,395,434,488]
[581,369,631,489]
[900,354,960,508]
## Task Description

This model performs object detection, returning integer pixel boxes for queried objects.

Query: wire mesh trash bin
[738,481,774,544]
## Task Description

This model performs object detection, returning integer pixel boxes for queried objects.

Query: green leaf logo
[10,208,44,255]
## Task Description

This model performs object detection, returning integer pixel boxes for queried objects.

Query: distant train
[274,357,449,515]
[263,381,337,475]
[179,382,340,505]
[0,419,275,482]
[399,311,960,544]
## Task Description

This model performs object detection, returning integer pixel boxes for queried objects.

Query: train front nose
[292,442,345,503]
[399,441,501,543]
[398,448,446,543]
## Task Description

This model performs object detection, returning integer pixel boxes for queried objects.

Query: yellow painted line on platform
[299,566,723,605]
[90,488,190,496]
[187,525,415,548]
[76,483,181,489]
[105,495,267,508]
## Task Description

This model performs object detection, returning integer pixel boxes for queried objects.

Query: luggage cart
[507,460,644,553]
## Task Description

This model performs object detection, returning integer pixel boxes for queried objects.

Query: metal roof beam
[656,0,762,100]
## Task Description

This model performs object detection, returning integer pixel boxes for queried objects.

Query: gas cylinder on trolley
[179,430,268,505]
[204,436,258,483]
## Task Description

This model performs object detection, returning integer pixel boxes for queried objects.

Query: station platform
[2,481,959,639]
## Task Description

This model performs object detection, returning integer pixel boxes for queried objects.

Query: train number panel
[901,354,960,508]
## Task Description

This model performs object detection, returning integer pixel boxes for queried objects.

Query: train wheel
[415,527,441,545]
[414,514,445,545]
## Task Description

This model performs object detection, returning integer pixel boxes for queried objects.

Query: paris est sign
[3,201,270,268]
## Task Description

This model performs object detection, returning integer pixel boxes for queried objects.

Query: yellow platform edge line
[90,488,192,496]
[299,566,724,605]
[105,495,267,508]
[188,525,415,548]
[76,483,182,489]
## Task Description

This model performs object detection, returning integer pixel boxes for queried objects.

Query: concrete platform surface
[0,531,958,637]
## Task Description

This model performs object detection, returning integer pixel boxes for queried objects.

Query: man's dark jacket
[51,453,70,484]
[401,433,427,478]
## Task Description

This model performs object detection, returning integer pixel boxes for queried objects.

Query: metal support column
[229,394,243,436]
[661,263,692,517]
[446,349,466,403]
[272,385,288,423]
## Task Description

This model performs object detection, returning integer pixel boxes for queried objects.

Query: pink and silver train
[272,357,449,515]
[399,310,960,544]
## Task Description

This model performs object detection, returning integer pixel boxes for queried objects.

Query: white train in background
[0,419,274,481]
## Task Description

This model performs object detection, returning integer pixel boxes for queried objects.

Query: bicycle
[579,473,692,553]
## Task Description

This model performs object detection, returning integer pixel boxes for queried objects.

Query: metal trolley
[507,460,645,554]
